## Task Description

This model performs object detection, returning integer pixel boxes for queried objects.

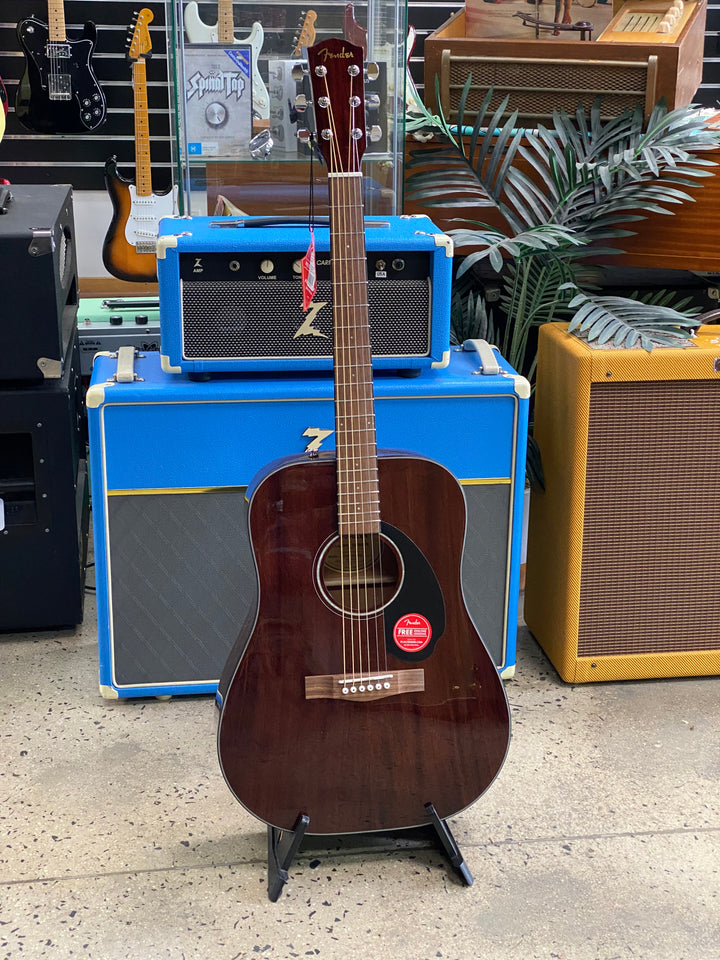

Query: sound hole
[317,533,402,615]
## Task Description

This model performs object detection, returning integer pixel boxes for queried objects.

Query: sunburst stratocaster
[217,38,510,860]
[102,9,177,283]
[15,0,106,133]
[183,0,269,119]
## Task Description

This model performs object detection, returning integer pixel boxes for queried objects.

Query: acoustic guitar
[15,0,106,134]
[217,38,511,840]
[183,0,270,119]
[102,9,177,284]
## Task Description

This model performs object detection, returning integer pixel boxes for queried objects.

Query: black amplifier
[156,215,452,375]
[0,184,78,382]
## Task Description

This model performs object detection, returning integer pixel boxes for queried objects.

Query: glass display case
[165,0,406,217]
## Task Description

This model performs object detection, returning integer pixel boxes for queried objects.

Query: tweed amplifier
[156,215,452,375]
[524,322,720,683]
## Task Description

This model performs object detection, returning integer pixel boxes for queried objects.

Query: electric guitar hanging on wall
[15,0,106,134]
[102,9,177,283]
[183,0,270,119]
[217,37,511,866]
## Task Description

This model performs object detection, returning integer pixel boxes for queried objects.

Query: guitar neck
[47,0,67,42]
[330,174,380,537]
[132,60,153,197]
[217,0,235,44]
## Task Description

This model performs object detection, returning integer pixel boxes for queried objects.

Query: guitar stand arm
[267,813,310,902]
[425,802,474,886]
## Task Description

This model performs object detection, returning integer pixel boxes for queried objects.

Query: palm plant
[405,84,720,384]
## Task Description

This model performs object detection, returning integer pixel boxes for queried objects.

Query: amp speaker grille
[181,278,431,360]
[578,379,720,658]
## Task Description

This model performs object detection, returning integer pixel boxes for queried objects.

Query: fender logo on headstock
[317,47,355,61]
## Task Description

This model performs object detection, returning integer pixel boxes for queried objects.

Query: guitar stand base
[267,813,310,902]
[265,804,472,901]
[425,802,474,886]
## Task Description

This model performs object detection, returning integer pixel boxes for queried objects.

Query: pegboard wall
[1,1,718,193]
[0,1,172,191]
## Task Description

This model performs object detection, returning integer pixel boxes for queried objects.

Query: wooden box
[424,2,706,124]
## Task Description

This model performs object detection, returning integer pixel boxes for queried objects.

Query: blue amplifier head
[156,215,452,376]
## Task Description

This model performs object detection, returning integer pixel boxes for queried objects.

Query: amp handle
[115,346,137,383]
[462,338,502,376]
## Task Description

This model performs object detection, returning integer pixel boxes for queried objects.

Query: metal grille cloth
[180,278,431,359]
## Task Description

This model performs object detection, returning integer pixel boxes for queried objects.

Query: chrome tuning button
[368,125,382,143]
[365,62,380,82]
[297,129,312,143]
[291,62,306,82]
[294,93,309,113]
[366,93,381,111]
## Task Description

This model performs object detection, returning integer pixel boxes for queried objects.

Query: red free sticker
[393,614,432,652]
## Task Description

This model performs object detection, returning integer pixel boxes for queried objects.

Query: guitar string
[345,65,383,687]
[319,66,356,689]
[324,62,375,690]
[320,52,388,693]
[346,69,376,690]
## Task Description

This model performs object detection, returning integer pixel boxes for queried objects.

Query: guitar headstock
[292,10,318,57]
[126,8,154,61]
[306,39,368,175]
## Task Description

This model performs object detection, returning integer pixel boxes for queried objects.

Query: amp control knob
[260,259,275,274]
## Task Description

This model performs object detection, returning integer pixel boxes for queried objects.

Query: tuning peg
[365,62,379,82]
[292,62,307,82]
[294,94,309,113]
[368,125,382,143]
[366,93,381,111]
[297,129,312,144]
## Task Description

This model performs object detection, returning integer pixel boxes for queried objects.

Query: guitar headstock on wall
[126,8,154,62]
[292,10,318,57]
[301,38,381,174]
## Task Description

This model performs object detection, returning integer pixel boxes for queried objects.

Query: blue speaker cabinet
[86,344,528,698]
[156,215,452,376]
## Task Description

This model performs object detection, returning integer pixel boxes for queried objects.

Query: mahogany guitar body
[217,451,511,836]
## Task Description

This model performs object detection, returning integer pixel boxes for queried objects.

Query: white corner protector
[500,664,516,680]
[156,234,179,260]
[161,354,182,374]
[513,375,531,400]
[99,684,119,700]
[431,350,451,369]
[85,383,107,409]
[434,233,453,257]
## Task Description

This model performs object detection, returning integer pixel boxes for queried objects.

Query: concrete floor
[1,587,719,960]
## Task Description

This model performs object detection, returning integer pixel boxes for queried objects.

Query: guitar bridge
[305,668,424,701]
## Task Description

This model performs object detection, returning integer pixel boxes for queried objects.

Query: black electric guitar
[217,38,510,852]
[15,0,106,134]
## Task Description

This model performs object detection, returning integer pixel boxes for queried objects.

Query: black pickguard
[15,17,106,134]
[381,520,446,663]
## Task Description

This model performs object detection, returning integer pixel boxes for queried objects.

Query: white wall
[72,190,115,280]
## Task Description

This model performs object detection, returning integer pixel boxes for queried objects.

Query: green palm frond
[566,292,698,350]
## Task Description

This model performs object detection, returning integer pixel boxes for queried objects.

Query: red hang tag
[301,229,317,312]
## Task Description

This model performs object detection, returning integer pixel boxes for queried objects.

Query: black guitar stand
[265,803,472,902]
[267,813,310,902]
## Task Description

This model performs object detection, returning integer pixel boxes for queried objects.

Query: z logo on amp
[294,300,329,339]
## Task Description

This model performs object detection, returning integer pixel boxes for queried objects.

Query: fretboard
[217,0,234,44]
[48,0,67,43]
[132,60,153,198]
[330,173,380,537]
